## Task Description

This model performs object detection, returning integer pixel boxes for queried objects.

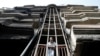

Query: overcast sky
[0,0,100,8]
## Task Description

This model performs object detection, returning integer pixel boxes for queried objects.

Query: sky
[0,0,100,8]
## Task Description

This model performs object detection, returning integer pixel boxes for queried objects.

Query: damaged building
[0,4,100,56]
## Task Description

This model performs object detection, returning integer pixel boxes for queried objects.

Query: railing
[21,6,73,56]
[31,44,46,56]
[55,8,72,56]
[58,45,68,56]
[20,8,49,56]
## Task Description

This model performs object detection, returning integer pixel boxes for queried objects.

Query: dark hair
[49,37,55,42]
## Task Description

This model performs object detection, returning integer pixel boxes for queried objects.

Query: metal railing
[20,7,49,56]
[55,8,73,56]
[21,6,73,56]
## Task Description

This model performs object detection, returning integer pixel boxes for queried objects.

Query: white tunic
[47,42,56,56]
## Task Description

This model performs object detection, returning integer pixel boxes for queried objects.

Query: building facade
[0,4,100,56]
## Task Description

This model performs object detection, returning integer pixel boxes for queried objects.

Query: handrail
[20,8,48,56]
[20,25,41,56]
[56,8,73,56]
[33,7,49,56]
[62,17,73,56]
[60,17,72,53]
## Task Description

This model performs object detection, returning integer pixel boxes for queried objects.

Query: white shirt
[47,42,57,56]
[48,42,57,47]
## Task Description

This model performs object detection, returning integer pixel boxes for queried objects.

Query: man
[47,37,57,56]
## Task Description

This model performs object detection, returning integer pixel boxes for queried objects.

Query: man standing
[47,37,57,56]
